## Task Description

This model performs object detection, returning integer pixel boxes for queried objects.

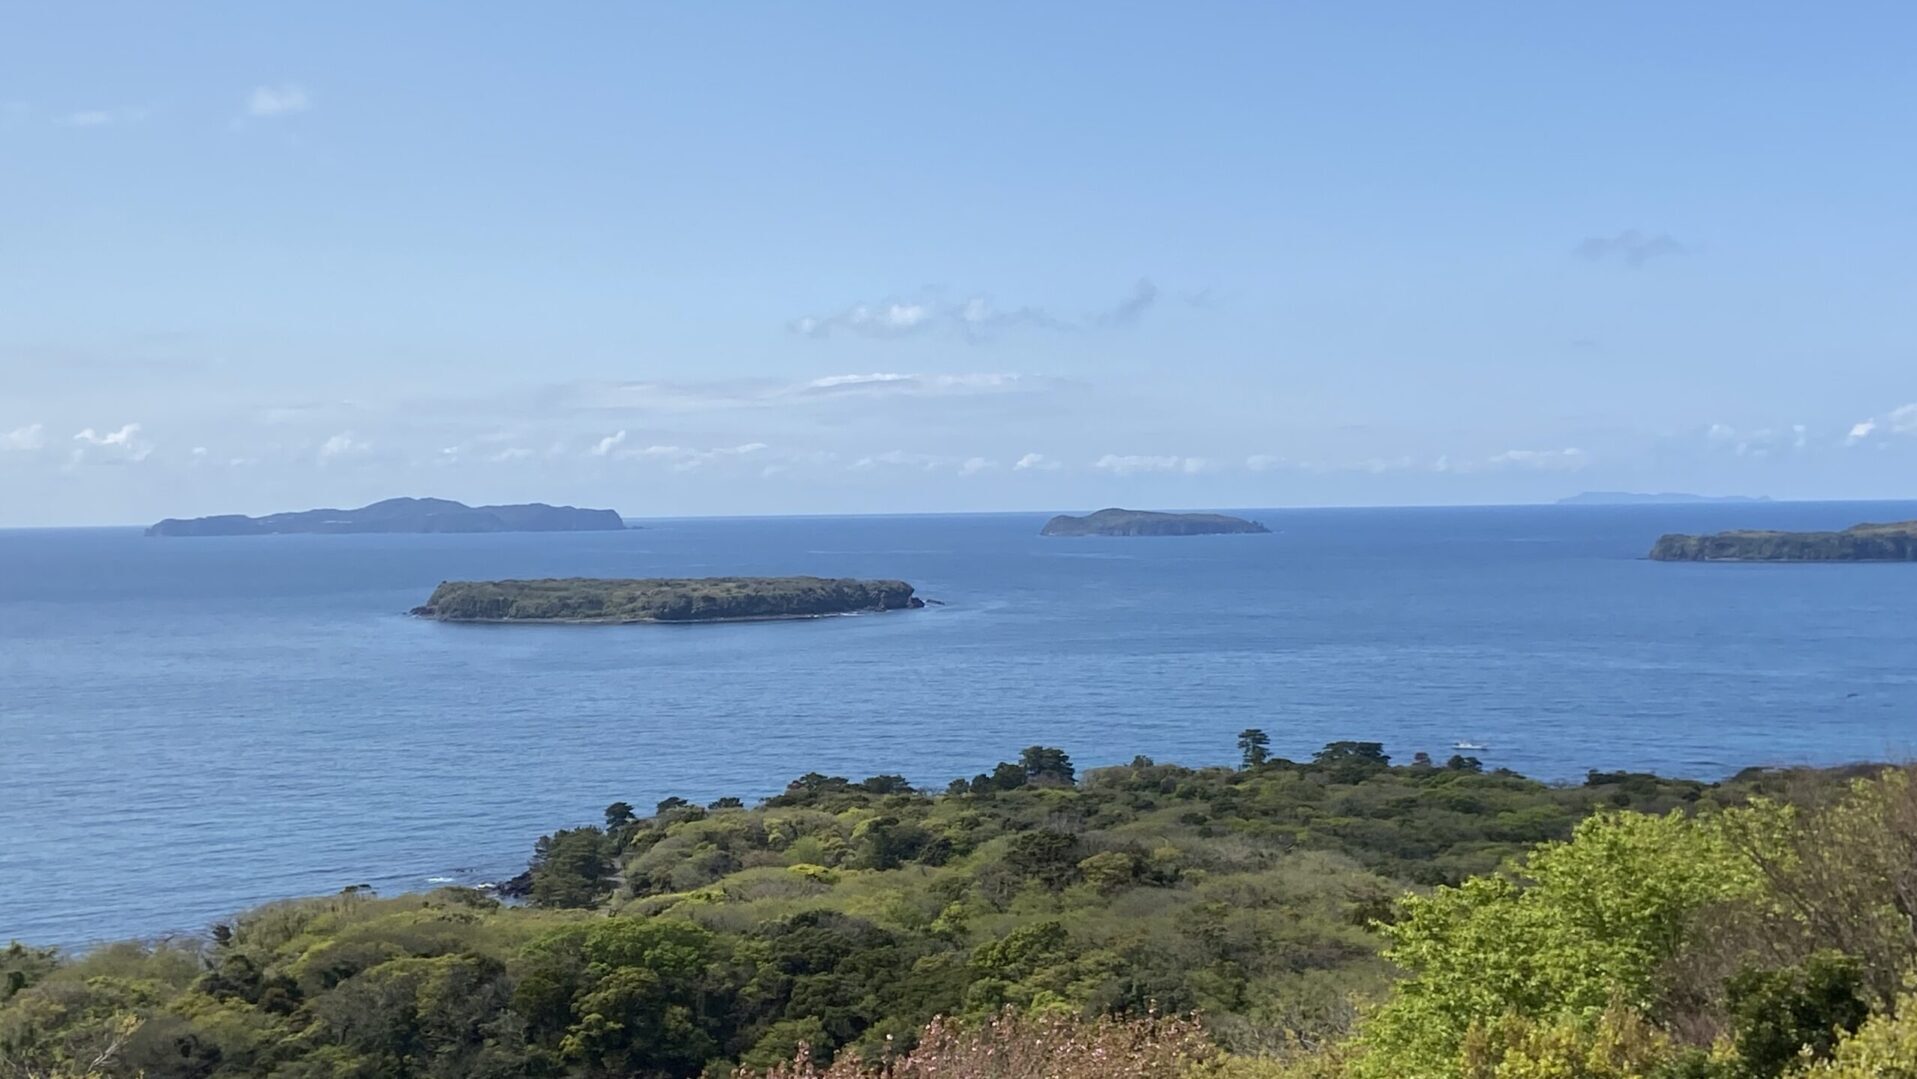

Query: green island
[8,738,1916,1079]
[1649,519,1917,562]
[411,577,923,624]
[1041,508,1271,537]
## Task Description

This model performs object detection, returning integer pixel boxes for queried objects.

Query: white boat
[1452,741,1488,751]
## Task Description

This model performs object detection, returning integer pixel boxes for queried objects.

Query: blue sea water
[4,502,1917,948]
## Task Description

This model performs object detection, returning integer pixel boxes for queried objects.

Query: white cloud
[4,423,45,451]
[246,84,310,118]
[848,450,1008,475]
[1891,403,1917,435]
[852,450,946,472]
[590,440,773,471]
[789,280,1161,341]
[488,447,534,463]
[317,431,370,461]
[71,423,153,463]
[1244,454,1286,472]
[543,371,1056,415]
[1013,452,1061,472]
[1701,422,1810,456]
[634,442,768,472]
[1846,420,1877,444]
[1489,447,1590,471]
[1092,454,1187,476]
[794,372,1035,399]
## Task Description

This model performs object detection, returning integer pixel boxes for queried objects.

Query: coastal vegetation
[1650,520,1917,561]
[146,498,626,538]
[411,578,923,624]
[1040,508,1271,537]
[11,741,1916,1077]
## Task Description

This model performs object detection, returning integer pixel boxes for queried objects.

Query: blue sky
[3,3,1915,525]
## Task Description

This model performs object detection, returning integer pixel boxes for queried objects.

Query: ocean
[4,502,1915,948]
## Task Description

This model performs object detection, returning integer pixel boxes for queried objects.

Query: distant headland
[1040,507,1270,537]
[1650,520,1917,562]
[1558,491,1772,506]
[411,576,923,623]
[146,497,626,537]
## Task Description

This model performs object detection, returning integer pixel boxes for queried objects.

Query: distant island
[411,576,923,623]
[1040,507,1270,537]
[1559,491,1772,506]
[147,497,626,537]
[1650,520,1917,561]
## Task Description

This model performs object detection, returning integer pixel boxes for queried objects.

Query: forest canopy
[4,743,1913,1078]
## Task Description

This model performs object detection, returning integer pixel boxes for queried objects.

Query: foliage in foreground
[4,745,1912,1078]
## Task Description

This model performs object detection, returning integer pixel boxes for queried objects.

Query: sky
[3,3,1915,526]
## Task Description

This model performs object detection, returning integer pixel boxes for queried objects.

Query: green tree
[1804,983,1917,1077]
[1353,807,1771,1079]
[1019,746,1075,786]
[527,827,613,909]
[1722,952,1869,1078]
[1236,728,1271,769]
[604,801,637,830]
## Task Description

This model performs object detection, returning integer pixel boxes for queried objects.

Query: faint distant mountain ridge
[1557,491,1773,506]
[147,497,627,537]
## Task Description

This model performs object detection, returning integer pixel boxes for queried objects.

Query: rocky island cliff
[147,497,626,537]
[1649,520,1917,561]
[412,576,923,623]
[1040,507,1270,537]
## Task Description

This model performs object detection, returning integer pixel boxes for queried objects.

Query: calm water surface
[5,503,1916,946]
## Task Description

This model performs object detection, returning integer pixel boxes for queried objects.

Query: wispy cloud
[1576,230,1687,267]
[590,430,628,457]
[317,431,370,462]
[1091,453,1210,476]
[851,450,951,472]
[1488,447,1591,471]
[537,371,1061,415]
[790,279,1163,341]
[4,423,45,451]
[244,84,310,119]
[1013,452,1062,472]
[629,442,768,472]
[1847,403,1917,445]
[71,423,153,464]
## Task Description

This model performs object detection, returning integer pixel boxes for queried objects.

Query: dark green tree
[527,827,613,909]
[1236,728,1271,769]
[1723,951,1869,1078]
[1018,746,1075,786]
[604,801,636,830]
[859,774,914,795]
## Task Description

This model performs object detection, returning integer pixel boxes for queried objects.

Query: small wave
[424,876,456,884]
